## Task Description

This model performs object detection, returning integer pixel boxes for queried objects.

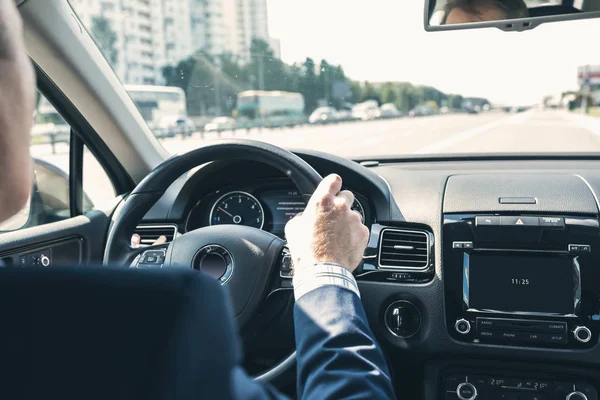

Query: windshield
[70,0,600,159]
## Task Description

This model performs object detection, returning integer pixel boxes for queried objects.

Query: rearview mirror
[425,0,600,32]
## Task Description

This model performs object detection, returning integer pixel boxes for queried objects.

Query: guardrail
[31,110,476,150]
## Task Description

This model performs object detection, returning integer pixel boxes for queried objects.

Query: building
[190,0,228,56]
[70,0,280,84]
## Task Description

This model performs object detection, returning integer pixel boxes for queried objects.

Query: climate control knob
[566,391,588,400]
[455,319,471,335]
[574,326,592,343]
[456,382,477,400]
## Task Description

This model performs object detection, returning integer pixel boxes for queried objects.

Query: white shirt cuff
[292,262,360,301]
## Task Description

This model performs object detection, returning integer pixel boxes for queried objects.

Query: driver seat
[0,266,240,400]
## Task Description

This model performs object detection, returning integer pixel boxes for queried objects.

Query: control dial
[384,300,421,338]
[455,319,471,335]
[573,326,592,343]
[456,382,478,400]
[566,391,588,400]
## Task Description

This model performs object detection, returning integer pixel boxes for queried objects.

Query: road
[30,109,600,207]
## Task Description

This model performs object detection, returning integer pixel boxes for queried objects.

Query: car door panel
[0,210,113,267]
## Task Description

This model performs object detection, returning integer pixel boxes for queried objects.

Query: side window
[0,91,116,233]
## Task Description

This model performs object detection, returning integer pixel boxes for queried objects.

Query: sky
[266,0,600,105]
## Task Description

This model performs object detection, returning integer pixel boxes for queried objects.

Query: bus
[124,85,193,137]
[236,90,306,128]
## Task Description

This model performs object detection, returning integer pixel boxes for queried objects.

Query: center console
[443,214,600,349]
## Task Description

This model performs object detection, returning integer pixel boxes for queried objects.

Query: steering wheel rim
[103,139,323,382]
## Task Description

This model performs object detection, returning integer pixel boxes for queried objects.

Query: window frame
[35,62,135,212]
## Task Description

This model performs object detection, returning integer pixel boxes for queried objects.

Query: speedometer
[209,191,264,229]
[352,198,366,223]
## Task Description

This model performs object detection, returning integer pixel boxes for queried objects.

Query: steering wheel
[103,139,323,382]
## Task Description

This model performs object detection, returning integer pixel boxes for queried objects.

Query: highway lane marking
[411,112,533,154]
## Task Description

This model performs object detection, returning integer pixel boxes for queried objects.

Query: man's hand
[131,234,167,248]
[285,174,369,273]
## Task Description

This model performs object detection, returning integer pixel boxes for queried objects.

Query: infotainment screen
[468,253,576,315]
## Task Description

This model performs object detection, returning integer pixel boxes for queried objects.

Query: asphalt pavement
[30,109,600,207]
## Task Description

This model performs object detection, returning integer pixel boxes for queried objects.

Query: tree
[382,85,398,105]
[91,16,118,68]
[299,58,318,113]
[361,82,380,104]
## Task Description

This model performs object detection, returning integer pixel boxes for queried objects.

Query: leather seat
[0,266,239,400]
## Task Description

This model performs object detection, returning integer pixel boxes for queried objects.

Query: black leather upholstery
[0,266,239,400]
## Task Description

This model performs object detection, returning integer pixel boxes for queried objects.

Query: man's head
[0,0,36,223]
[443,0,529,24]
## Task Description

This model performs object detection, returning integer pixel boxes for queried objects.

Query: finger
[285,213,302,236]
[131,234,141,248]
[308,174,342,209]
[336,190,355,209]
[154,236,167,245]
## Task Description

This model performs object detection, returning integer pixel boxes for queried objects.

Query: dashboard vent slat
[378,228,429,270]
[134,225,177,247]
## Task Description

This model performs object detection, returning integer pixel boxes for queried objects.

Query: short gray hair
[442,0,529,24]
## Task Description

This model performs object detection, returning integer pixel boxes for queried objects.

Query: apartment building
[70,0,277,84]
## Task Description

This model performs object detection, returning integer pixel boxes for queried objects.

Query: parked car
[204,117,237,132]
[352,100,381,121]
[309,106,337,124]
[409,105,436,117]
[334,109,353,122]
[379,103,402,119]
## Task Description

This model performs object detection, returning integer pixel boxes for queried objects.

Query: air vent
[134,225,177,246]
[378,228,430,270]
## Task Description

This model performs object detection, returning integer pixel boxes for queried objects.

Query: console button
[540,216,565,227]
[476,216,500,226]
[574,326,592,343]
[501,216,539,226]
[456,382,477,400]
[566,392,588,400]
[453,242,464,249]
[455,319,471,335]
[543,332,567,344]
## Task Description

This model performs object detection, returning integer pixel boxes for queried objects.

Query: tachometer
[209,191,264,229]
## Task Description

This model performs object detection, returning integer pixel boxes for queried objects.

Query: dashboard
[141,152,600,400]
[184,181,371,236]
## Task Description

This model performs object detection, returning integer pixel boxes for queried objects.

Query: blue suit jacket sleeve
[294,286,395,400]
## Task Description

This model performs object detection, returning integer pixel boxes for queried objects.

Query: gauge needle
[218,207,233,217]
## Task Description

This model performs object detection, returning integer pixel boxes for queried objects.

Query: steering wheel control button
[137,249,166,268]
[280,255,293,278]
[573,326,592,343]
[540,216,565,228]
[384,300,421,338]
[475,216,500,226]
[456,382,477,400]
[501,216,540,226]
[455,319,471,335]
[566,392,588,400]
[193,245,234,284]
